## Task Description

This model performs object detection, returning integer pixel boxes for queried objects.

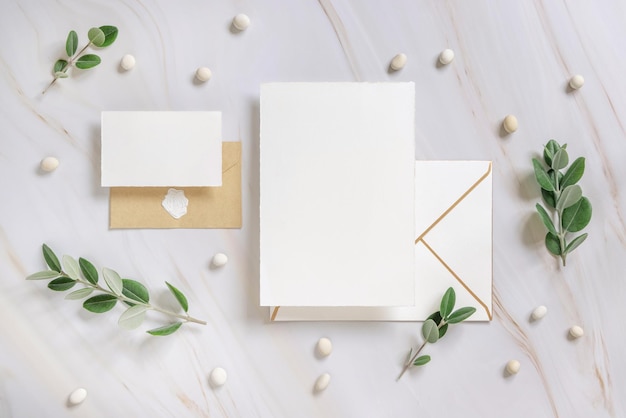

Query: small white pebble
[439,48,455,65]
[505,360,521,375]
[68,388,87,406]
[232,14,250,31]
[316,337,332,357]
[209,367,227,387]
[40,156,59,172]
[390,53,407,71]
[314,373,331,392]
[120,54,136,71]
[531,305,548,321]
[212,253,228,267]
[195,67,212,82]
[569,74,584,90]
[569,325,584,338]
[502,115,518,134]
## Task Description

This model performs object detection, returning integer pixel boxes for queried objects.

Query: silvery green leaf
[48,277,76,291]
[165,281,188,313]
[87,27,105,47]
[543,140,560,166]
[102,267,123,295]
[535,204,557,235]
[83,294,117,313]
[551,149,569,170]
[561,157,585,188]
[62,255,80,280]
[75,54,101,69]
[413,355,431,367]
[53,59,68,73]
[122,279,149,306]
[556,185,582,212]
[65,287,94,300]
[562,197,592,232]
[447,307,477,323]
[532,159,554,191]
[42,244,62,272]
[65,30,78,56]
[26,270,61,280]
[427,311,448,338]
[118,305,148,330]
[421,319,439,344]
[565,233,588,255]
[147,322,182,336]
[545,232,561,256]
[54,71,69,78]
[439,287,455,319]
[98,26,118,47]
[79,257,98,285]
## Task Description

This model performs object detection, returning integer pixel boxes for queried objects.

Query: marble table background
[1,1,625,417]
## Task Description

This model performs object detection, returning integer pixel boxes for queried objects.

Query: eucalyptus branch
[27,244,206,336]
[42,26,118,94]
[532,140,592,266]
[397,287,476,381]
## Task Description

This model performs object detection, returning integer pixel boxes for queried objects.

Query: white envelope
[269,160,492,321]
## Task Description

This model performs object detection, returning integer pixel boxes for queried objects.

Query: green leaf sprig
[42,26,118,94]
[27,244,206,336]
[532,140,592,266]
[397,287,475,380]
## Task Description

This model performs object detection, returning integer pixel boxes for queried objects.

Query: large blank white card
[260,83,415,307]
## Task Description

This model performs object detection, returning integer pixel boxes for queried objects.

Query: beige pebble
[195,67,212,82]
[314,373,331,392]
[531,305,547,321]
[569,325,584,338]
[209,367,227,386]
[316,337,332,357]
[439,49,455,65]
[212,253,228,267]
[40,156,59,172]
[120,54,136,71]
[232,14,250,31]
[505,360,520,375]
[390,53,407,71]
[502,115,518,134]
[68,388,87,406]
[569,75,584,90]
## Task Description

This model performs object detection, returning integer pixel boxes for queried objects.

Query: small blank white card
[260,83,415,307]
[101,111,222,187]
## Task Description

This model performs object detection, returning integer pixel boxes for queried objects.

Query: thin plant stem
[42,42,92,95]
[397,320,445,381]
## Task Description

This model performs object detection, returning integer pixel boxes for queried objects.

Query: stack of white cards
[260,83,492,321]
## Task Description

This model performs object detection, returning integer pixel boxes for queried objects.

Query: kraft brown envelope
[109,142,241,229]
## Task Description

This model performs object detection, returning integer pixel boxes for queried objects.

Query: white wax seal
[195,67,212,82]
[209,367,227,387]
[68,387,87,406]
[316,337,332,357]
[439,48,455,65]
[505,360,520,375]
[161,189,189,219]
[569,74,584,90]
[502,115,518,133]
[531,305,547,321]
[390,53,407,71]
[232,14,250,31]
[40,156,59,172]
[212,253,228,267]
[569,325,584,338]
[314,373,331,392]
[120,54,136,70]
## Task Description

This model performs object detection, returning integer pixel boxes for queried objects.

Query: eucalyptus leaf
[532,159,554,191]
[83,294,117,313]
[556,185,582,212]
[62,255,81,281]
[42,244,62,272]
[48,277,76,291]
[65,287,94,300]
[118,305,148,330]
[53,59,68,73]
[102,267,123,295]
[562,197,592,232]
[565,233,588,254]
[26,270,61,280]
[535,204,557,235]
[421,319,439,344]
[561,157,585,188]
[413,355,431,367]
[165,281,188,312]
[147,322,182,336]
[545,232,561,256]
[447,307,476,323]
[439,287,456,319]
[543,140,560,166]
[79,257,98,285]
[122,279,149,305]
[65,30,78,56]
[54,72,69,78]
[98,25,118,47]
[541,189,556,209]
[87,27,105,47]
[551,149,569,170]
[427,311,448,338]
[75,54,101,69]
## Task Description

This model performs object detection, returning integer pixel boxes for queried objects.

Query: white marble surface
[1,1,625,417]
